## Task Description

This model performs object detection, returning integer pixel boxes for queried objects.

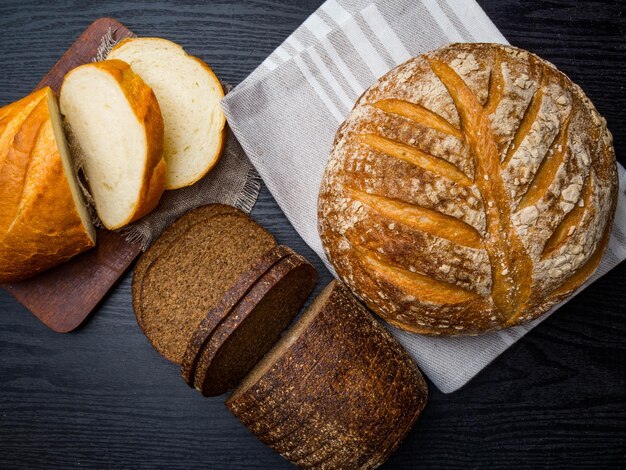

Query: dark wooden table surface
[1,1,624,468]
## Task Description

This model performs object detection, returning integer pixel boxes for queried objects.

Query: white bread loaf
[0,87,95,282]
[107,38,226,189]
[60,59,166,229]
[319,43,618,335]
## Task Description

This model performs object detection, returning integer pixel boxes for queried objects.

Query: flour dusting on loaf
[318,43,617,335]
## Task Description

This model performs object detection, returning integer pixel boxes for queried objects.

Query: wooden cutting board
[1,18,142,333]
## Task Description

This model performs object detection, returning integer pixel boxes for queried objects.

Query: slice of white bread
[107,38,226,189]
[0,87,95,282]
[60,60,166,229]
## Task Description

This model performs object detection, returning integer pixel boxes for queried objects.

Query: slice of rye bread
[180,244,297,386]
[226,280,428,470]
[137,206,276,364]
[193,253,317,396]
[132,204,242,324]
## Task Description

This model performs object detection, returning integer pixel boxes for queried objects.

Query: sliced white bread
[60,59,166,229]
[0,87,95,282]
[107,37,226,189]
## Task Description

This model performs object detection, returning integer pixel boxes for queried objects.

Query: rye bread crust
[227,281,427,469]
[180,245,296,386]
[318,43,618,335]
[193,253,317,396]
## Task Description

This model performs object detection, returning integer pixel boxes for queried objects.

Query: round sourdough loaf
[318,43,618,335]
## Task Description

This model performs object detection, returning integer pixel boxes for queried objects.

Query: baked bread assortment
[107,38,227,189]
[60,59,166,229]
[318,42,618,335]
[4,31,617,467]
[227,280,428,470]
[0,87,95,282]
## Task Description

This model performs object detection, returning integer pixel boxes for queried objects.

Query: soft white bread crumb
[108,37,226,189]
[59,60,165,229]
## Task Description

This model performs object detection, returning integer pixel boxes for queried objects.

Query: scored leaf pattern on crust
[320,44,616,333]
[429,56,535,323]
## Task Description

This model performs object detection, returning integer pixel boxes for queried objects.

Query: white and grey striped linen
[222,0,626,393]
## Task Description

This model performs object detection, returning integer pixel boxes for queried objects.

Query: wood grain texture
[0,0,624,469]
[1,18,141,333]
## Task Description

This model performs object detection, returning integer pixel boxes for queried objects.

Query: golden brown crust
[186,54,227,184]
[0,87,95,282]
[318,43,618,335]
[227,281,427,469]
[85,59,166,227]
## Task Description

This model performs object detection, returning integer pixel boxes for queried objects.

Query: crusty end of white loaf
[108,38,226,189]
[60,65,153,229]
[46,89,95,243]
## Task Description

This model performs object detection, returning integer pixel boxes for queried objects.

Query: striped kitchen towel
[221,0,626,393]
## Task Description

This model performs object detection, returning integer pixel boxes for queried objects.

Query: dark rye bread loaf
[227,280,427,470]
[132,204,241,324]
[180,245,296,386]
[135,204,276,364]
[192,253,317,396]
